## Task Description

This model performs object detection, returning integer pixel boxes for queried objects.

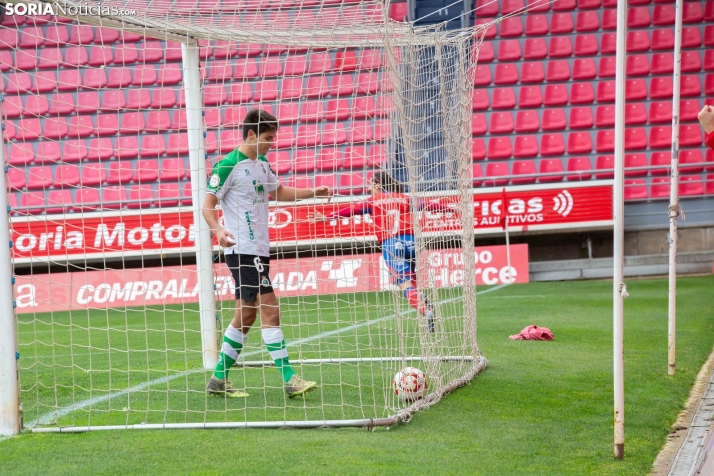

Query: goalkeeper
[202,109,331,398]
[308,171,455,333]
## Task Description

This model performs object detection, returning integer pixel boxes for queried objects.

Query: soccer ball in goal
[393,367,428,402]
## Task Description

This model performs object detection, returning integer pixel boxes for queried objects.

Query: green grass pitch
[2,275,713,475]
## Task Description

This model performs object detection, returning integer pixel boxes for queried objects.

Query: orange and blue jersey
[326,192,451,285]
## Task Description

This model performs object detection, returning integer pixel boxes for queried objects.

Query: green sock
[212,326,246,380]
[262,328,296,383]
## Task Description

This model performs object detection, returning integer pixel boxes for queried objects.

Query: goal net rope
[1,0,492,431]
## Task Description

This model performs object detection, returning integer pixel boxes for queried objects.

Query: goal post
[2,1,496,432]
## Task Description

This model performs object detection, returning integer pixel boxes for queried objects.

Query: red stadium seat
[101,90,127,111]
[25,96,49,117]
[681,51,701,73]
[540,134,565,156]
[81,163,107,187]
[519,86,543,108]
[495,64,519,85]
[101,186,127,209]
[680,75,701,97]
[650,77,673,99]
[300,101,325,122]
[498,40,522,61]
[43,117,69,140]
[680,125,703,147]
[472,163,484,187]
[566,157,592,181]
[538,159,564,183]
[359,49,383,70]
[650,177,671,199]
[624,179,648,201]
[473,114,487,135]
[64,46,89,67]
[484,162,510,186]
[651,28,674,51]
[568,131,593,154]
[511,160,537,185]
[34,142,60,165]
[678,175,703,197]
[8,143,34,166]
[572,58,597,80]
[356,72,379,95]
[487,137,513,159]
[309,53,333,74]
[6,168,26,190]
[343,146,367,170]
[19,192,45,215]
[54,165,79,188]
[473,139,487,161]
[338,173,366,195]
[492,88,516,109]
[576,11,600,31]
[389,2,408,21]
[127,185,155,209]
[546,60,571,82]
[350,122,373,143]
[314,174,337,190]
[134,160,163,183]
[472,90,489,111]
[527,0,550,11]
[159,158,186,181]
[107,161,134,185]
[325,99,351,122]
[525,14,548,36]
[38,48,63,69]
[140,136,166,158]
[16,119,42,141]
[552,0,575,11]
[32,71,56,93]
[627,55,650,76]
[570,83,594,104]
[550,13,574,34]
[292,150,316,174]
[87,139,114,160]
[94,114,118,137]
[542,108,567,130]
[594,155,614,179]
[514,136,539,158]
[524,38,547,59]
[623,153,648,177]
[521,62,544,83]
[574,34,598,57]
[624,128,648,150]
[549,37,573,58]
[544,84,568,106]
[625,79,648,102]
[569,107,593,129]
[330,75,355,97]
[490,112,514,134]
[650,152,671,175]
[119,113,145,135]
[332,50,356,72]
[25,166,52,191]
[628,7,651,28]
[157,183,181,207]
[515,111,540,133]
[474,0,499,16]
[678,150,704,174]
[303,76,330,98]
[46,190,73,214]
[625,103,647,126]
[599,56,616,78]
[317,149,343,172]
[500,17,523,37]
[322,124,348,146]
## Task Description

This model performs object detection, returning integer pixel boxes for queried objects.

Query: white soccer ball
[393,367,428,402]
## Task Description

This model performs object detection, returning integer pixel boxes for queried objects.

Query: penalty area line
[29,283,510,428]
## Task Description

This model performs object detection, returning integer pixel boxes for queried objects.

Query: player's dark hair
[242,108,279,140]
[371,171,403,194]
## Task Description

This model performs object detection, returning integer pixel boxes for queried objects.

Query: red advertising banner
[14,244,528,314]
[10,182,610,262]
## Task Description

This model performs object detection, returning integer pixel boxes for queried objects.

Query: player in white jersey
[202,109,331,398]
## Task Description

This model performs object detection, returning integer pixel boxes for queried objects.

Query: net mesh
[3,1,490,429]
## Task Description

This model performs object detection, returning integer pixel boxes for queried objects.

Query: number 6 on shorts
[253,256,264,273]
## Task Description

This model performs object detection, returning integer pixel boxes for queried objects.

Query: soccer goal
[0,0,492,434]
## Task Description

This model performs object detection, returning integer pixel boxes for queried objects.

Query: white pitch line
[29,284,509,428]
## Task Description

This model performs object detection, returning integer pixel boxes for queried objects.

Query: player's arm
[201,193,235,247]
[273,184,332,202]
[307,201,370,223]
[416,199,459,215]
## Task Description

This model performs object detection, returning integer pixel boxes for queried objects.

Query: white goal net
[0,0,490,432]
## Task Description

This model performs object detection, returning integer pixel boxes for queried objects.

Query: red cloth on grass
[509,325,554,341]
